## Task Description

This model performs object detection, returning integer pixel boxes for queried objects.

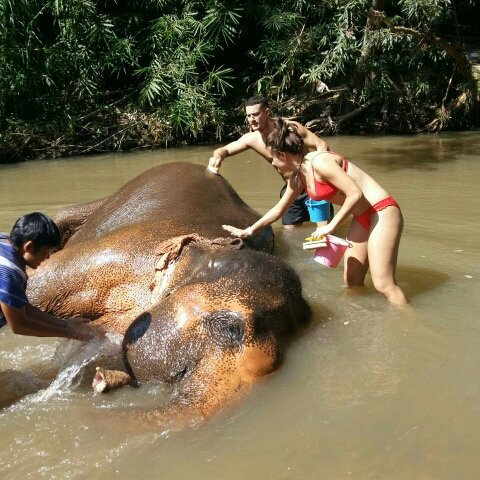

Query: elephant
[27,162,310,424]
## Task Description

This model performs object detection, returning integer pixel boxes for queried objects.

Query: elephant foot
[92,367,138,393]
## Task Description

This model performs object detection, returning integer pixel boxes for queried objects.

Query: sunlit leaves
[398,0,452,27]
[1,0,478,145]
[262,10,303,32]
[202,1,242,45]
[206,66,234,95]
[0,0,238,140]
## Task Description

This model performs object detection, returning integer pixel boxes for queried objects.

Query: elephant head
[112,247,310,421]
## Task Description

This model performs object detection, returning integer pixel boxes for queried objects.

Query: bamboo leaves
[203,1,242,45]
[0,0,479,158]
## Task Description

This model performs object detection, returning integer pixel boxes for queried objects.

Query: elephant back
[67,162,265,247]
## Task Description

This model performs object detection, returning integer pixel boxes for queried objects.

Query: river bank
[2,1,480,163]
[1,95,479,164]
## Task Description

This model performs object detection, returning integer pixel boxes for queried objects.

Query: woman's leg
[344,219,369,287]
[367,207,408,305]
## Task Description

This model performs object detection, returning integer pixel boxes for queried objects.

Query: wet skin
[27,162,310,423]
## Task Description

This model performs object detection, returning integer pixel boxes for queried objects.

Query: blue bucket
[305,199,330,222]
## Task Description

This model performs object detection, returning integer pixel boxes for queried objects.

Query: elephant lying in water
[28,162,310,422]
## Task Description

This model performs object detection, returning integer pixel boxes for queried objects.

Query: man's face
[245,104,270,132]
[22,242,53,269]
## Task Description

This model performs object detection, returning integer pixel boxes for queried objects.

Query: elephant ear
[149,233,244,296]
[153,234,244,271]
[153,234,203,271]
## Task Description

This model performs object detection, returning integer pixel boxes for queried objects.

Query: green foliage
[243,0,479,132]
[398,0,452,26]
[0,0,239,144]
[203,1,243,45]
[0,0,479,159]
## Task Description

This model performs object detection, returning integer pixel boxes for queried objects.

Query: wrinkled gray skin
[28,162,310,425]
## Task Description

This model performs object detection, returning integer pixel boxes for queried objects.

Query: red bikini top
[301,151,349,201]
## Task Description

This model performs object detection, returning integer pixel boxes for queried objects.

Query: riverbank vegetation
[1,0,479,161]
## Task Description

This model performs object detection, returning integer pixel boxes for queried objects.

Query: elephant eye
[204,311,244,348]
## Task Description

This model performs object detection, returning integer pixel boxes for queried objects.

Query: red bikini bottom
[354,196,400,230]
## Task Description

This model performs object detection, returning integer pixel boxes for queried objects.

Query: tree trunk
[354,0,385,86]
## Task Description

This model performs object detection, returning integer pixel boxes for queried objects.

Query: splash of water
[24,332,123,404]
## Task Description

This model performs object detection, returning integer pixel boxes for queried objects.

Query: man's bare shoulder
[284,119,308,134]
[246,131,271,158]
[240,130,261,145]
[284,119,302,127]
[284,118,329,151]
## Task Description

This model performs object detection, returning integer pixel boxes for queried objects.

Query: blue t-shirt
[0,234,28,328]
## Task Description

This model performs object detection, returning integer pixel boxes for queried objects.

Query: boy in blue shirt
[0,212,97,340]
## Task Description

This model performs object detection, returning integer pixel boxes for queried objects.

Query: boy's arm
[1,302,96,340]
[289,121,329,152]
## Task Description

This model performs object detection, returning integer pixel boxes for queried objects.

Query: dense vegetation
[1,0,479,161]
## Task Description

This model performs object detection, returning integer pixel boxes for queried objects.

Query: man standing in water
[0,212,98,340]
[208,96,332,227]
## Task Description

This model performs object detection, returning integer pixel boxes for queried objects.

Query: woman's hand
[311,224,334,239]
[222,224,251,238]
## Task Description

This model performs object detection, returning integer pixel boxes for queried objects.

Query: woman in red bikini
[223,118,408,305]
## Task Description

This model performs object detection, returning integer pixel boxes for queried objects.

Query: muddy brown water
[0,132,479,479]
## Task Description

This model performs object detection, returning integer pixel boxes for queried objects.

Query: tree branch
[336,97,380,125]
[373,10,472,75]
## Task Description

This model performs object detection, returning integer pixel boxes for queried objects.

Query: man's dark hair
[245,96,269,109]
[10,212,61,250]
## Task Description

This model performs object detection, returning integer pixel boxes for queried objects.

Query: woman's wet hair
[10,212,61,250]
[266,118,304,155]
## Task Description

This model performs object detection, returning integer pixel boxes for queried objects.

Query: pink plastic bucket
[313,235,351,268]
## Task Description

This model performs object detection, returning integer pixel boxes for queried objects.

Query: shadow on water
[348,265,449,302]
[288,301,334,343]
[362,133,480,171]
[397,265,449,299]
[0,369,53,409]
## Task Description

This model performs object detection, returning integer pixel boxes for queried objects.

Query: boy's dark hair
[245,96,269,109]
[10,212,61,250]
